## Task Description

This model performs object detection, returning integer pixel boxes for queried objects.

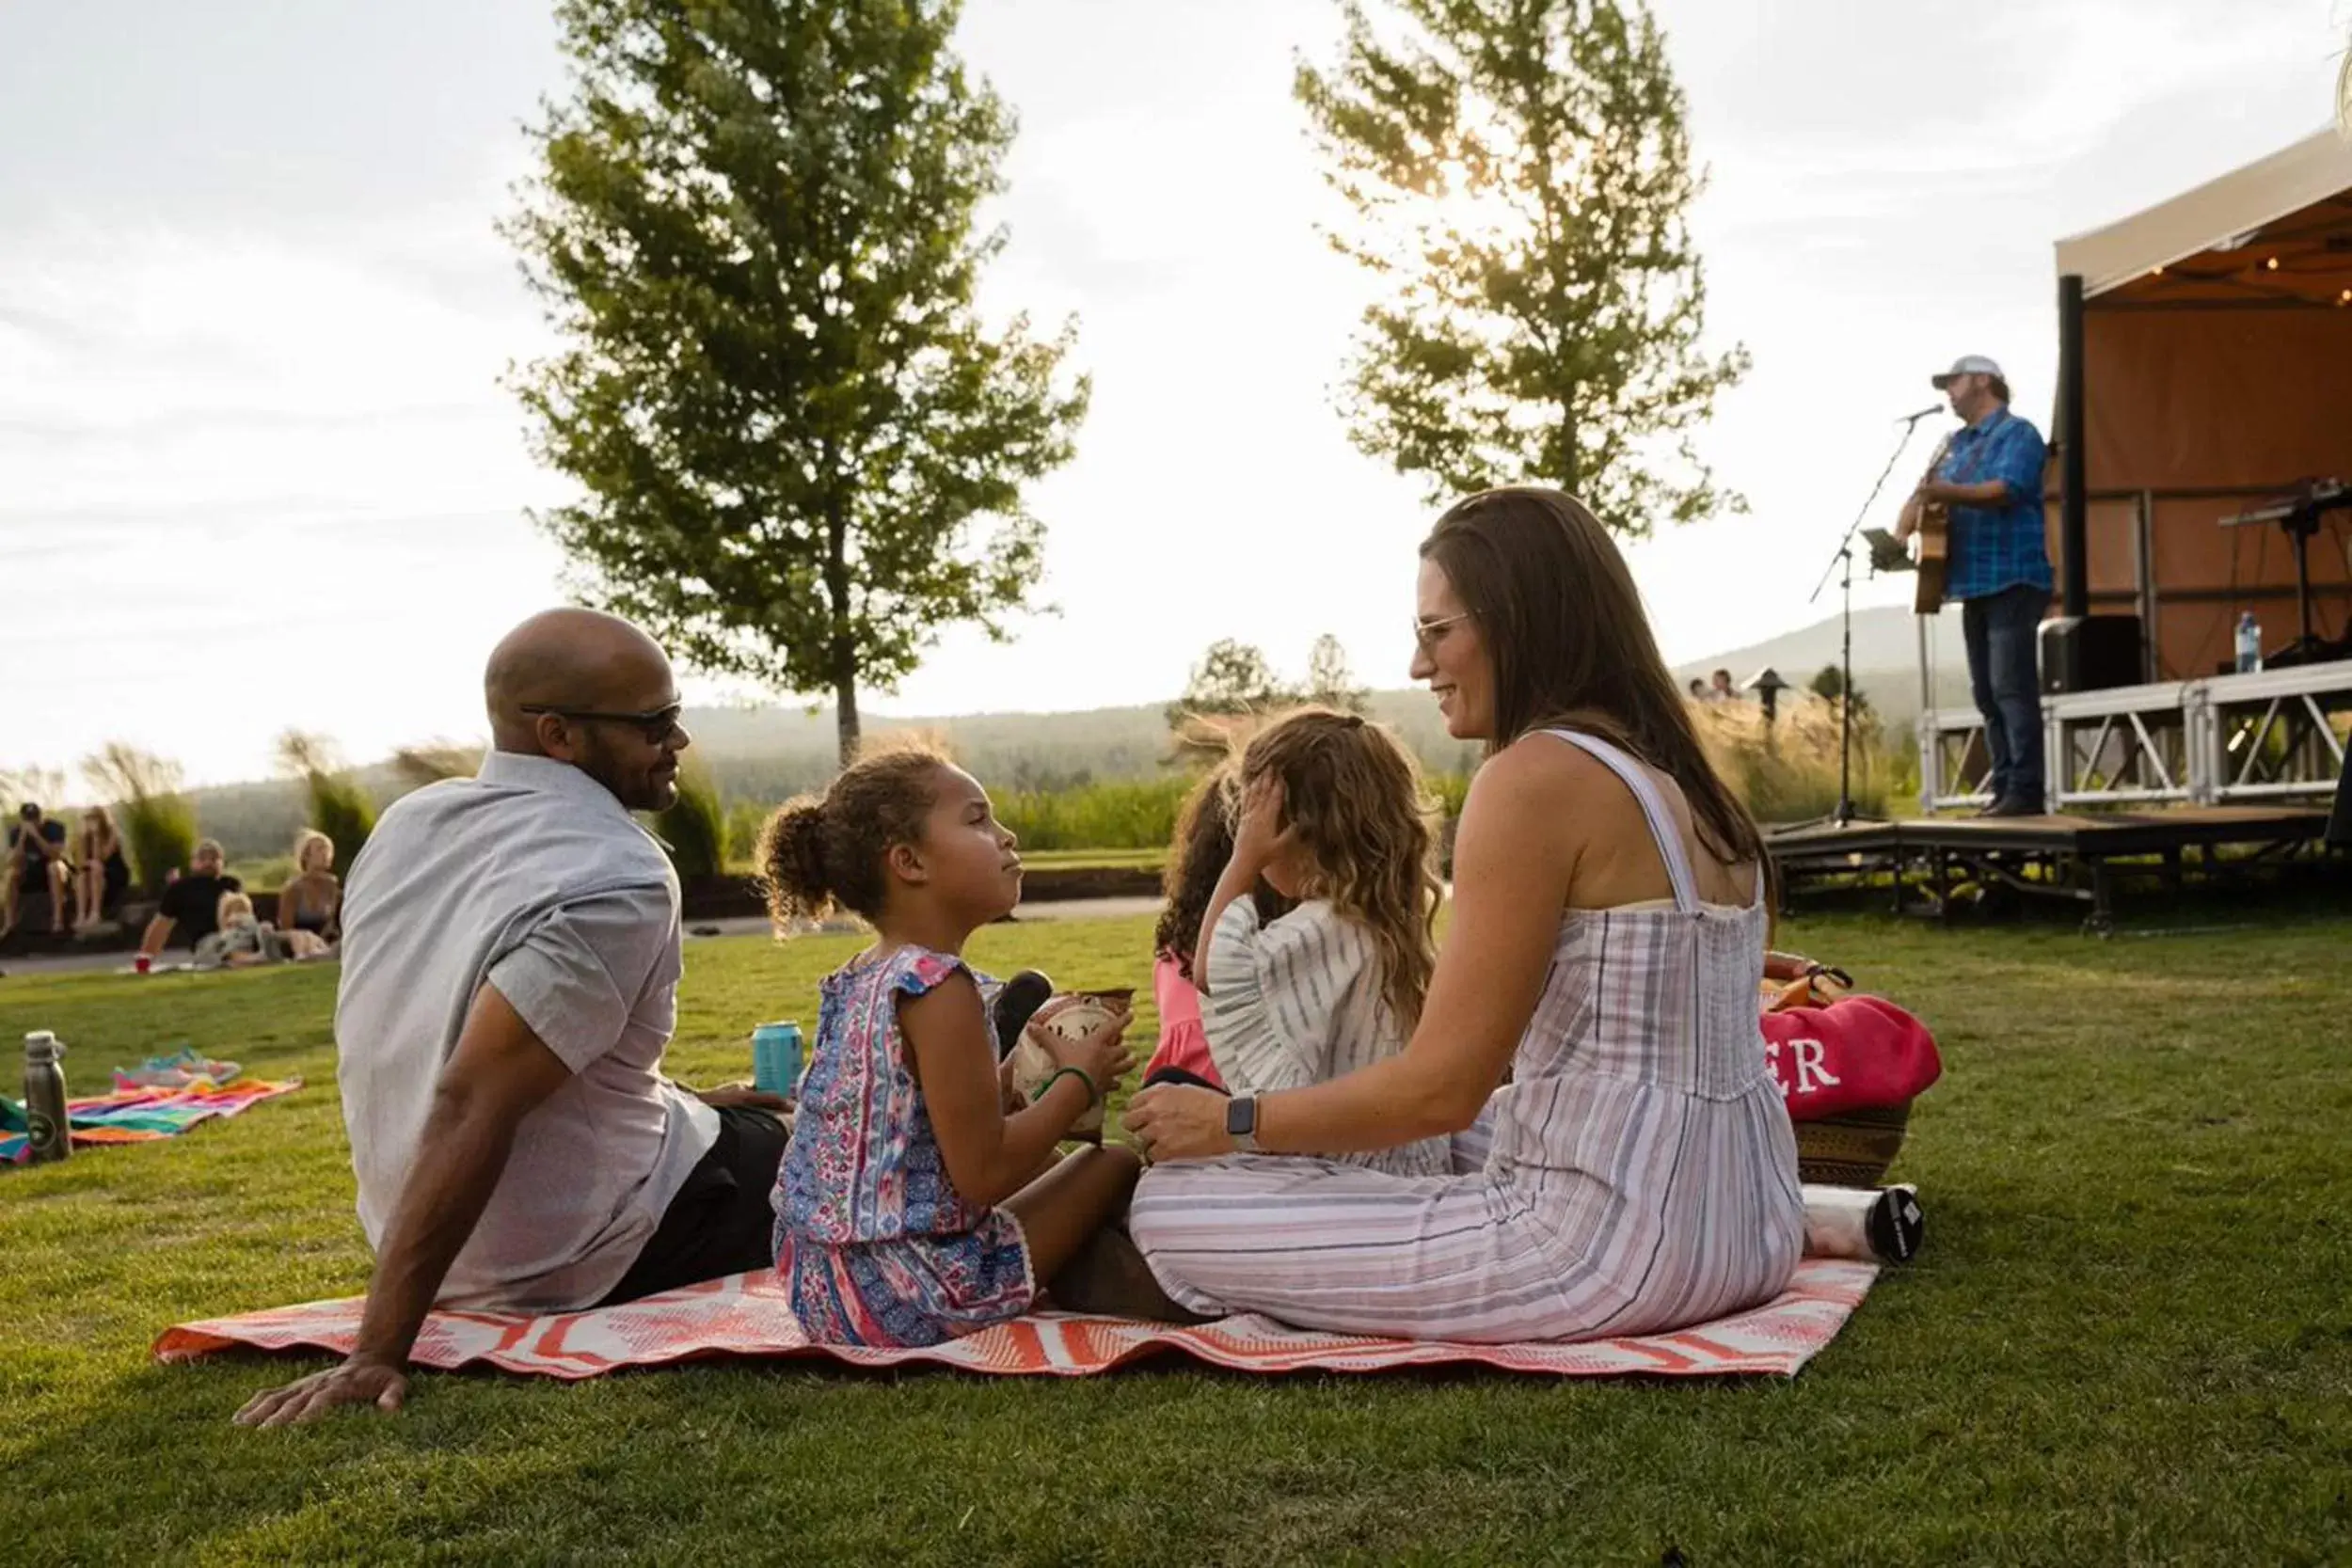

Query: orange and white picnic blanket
[155,1259,1879,1380]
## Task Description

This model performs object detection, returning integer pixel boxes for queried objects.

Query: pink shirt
[1143,953,1225,1090]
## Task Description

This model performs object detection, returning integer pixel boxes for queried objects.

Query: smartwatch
[1225,1095,1261,1153]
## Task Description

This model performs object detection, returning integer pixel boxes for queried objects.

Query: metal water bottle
[24,1030,71,1164]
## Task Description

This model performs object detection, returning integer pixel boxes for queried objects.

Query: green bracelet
[1036,1066,1099,1108]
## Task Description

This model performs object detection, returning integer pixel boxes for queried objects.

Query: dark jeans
[1962,584,2050,806]
[597,1104,790,1306]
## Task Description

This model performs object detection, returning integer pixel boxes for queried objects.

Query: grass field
[4,907,2349,1564]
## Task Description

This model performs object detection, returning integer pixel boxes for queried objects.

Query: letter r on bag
[1791,1037,1841,1095]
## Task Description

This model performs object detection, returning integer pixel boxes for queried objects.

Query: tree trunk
[825,501,859,766]
[1558,386,1581,496]
[834,673,860,767]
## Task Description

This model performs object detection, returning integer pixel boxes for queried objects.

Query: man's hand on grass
[233,1356,409,1427]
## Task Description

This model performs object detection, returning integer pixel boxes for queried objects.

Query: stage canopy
[2050,127,2352,680]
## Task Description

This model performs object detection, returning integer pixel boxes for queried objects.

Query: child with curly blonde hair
[1194,708,1450,1177]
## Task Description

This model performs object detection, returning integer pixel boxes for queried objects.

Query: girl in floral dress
[761,746,1141,1347]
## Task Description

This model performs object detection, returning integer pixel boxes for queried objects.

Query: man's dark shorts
[597,1104,789,1306]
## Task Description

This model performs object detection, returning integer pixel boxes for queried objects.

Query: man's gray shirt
[336,751,718,1310]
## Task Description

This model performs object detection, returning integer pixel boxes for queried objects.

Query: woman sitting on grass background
[276,830,343,945]
[758,746,1147,1348]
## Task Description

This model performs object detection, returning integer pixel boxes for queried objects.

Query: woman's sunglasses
[1411,611,1473,654]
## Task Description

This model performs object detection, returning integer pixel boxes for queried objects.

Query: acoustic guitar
[1899,432,1956,615]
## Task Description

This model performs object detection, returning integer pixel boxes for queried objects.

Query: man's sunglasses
[519,703,686,745]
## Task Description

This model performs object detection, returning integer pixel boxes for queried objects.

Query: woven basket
[1794,1100,1912,1187]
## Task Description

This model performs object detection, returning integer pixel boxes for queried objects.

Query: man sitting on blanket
[236,609,788,1427]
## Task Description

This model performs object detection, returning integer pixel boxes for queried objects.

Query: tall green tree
[1303,632,1371,713]
[1297,0,1746,532]
[1166,639,1295,726]
[506,0,1089,763]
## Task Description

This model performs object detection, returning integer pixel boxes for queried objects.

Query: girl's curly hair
[1154,762,1294,979]
[755,743,947,926]
[1239,708,1441,1028]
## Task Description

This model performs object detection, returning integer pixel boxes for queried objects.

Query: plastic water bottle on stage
[2235,612,2264,673]
[23,1031,71,1164]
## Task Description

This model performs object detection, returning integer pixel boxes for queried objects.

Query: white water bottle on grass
[1802,1183,1920,1263]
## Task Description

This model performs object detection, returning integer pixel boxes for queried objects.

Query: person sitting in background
[1687,677,1708,701]
[278,831,342,943]
[3,801,73,941]
[72,806,132,935]
[192,890,328,969]
[140,839,243,958]
[195,892,284,969]
[1708,668,1738,703]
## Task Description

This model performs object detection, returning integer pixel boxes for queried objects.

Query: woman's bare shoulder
[1468,732,1647,818]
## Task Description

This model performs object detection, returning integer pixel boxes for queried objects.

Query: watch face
[1225,1096,1255,1136]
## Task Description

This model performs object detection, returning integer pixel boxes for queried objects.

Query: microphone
[1898,404,1945,423]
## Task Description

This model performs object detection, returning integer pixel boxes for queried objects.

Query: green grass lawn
[4,909,2349,1564]
[1013,847,1167,871]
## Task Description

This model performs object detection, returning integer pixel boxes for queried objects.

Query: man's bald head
[485,609,675,754]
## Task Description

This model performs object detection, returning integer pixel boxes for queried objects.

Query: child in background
[1194,709,1452,1177]
[194,892,281,969]
[1140,764,1294,1091]
[760,745,1144,1348]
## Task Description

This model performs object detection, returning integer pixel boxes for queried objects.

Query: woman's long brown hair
[1421,486,1772,894]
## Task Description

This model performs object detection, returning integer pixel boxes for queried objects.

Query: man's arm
[138,915,175,957]
[233,982,569,1426]
[1923,478,2012,507]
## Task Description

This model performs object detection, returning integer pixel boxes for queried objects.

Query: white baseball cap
[1931,354,2003,388]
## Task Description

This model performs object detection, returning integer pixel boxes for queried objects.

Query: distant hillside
[187,692,1486,862]
[185,612,1972,861]
[1673,604,1976,722]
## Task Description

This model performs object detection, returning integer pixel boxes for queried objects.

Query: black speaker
[2039,615,2142,695]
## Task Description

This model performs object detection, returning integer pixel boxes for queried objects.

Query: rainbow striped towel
[2,1076,302,1165]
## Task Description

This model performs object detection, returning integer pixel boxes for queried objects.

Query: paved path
[0,896,1162,982]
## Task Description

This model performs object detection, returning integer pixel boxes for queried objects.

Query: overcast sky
[3,0,2346,787]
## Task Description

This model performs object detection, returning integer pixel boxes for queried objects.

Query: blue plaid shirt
[1936,407,2052,601]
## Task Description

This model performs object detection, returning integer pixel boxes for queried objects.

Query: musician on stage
[1897,355,2053,817]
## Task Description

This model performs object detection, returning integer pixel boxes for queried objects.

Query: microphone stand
[1800,407,1943,830]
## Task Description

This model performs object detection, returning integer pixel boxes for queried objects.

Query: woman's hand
[1031,1005,1136,1098]
[1122,1083,1236,1163]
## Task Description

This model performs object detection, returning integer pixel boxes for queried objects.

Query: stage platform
[1767,805,2340,933]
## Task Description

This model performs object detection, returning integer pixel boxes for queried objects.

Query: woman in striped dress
[1122,486,1804,1343]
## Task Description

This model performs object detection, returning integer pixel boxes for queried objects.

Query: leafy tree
[505,0,1089,764]
[1809,663,1867,711]
[1167,639,1297,725]
[1303,632,1371,713]
[1297,0,1746,531]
